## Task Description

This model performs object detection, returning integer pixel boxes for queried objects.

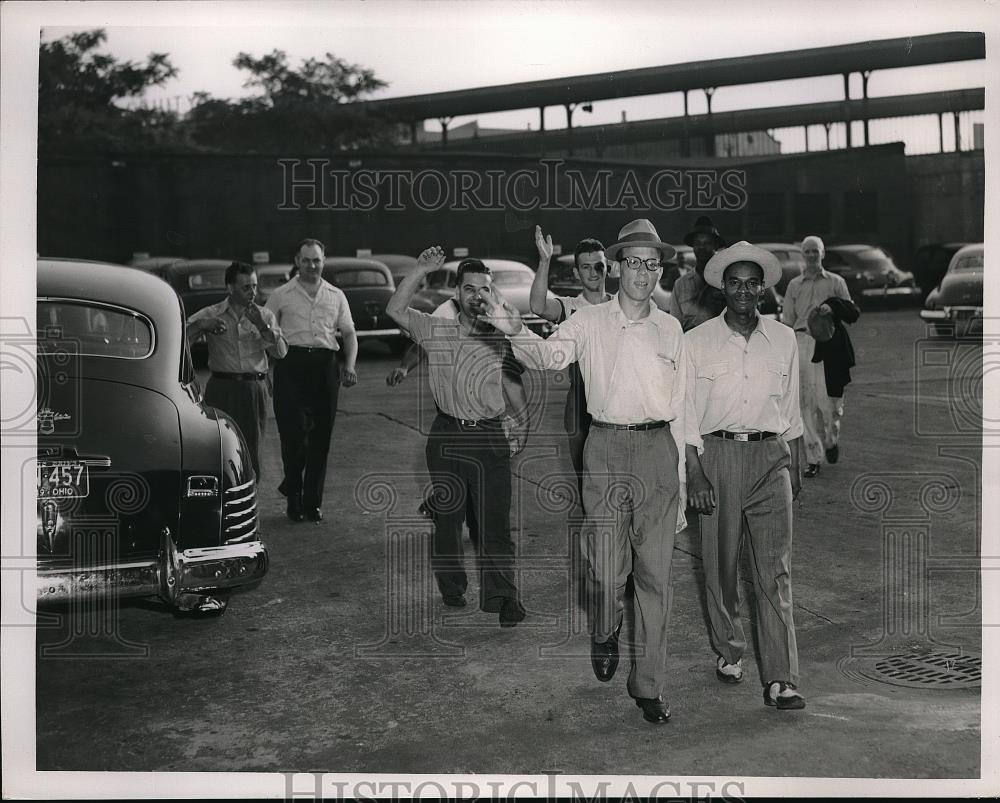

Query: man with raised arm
[528,225,613,504]
[387,248,529,627]
[482,219,686,725]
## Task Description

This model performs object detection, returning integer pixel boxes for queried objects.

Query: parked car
[911,242,973,303]
[324,257,405,352]
[373,253,418,286]
[36,259,268,615]
[443,258,557,336]
[255,263,292,305]
[128,255,186,277]
[755,242,805,298]
[920,243,984,337]
[822,244,921,306]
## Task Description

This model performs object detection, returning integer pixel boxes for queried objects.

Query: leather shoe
[442,594,467,607]
[286,499,304,523]
[804,463,821,478]
[635,696,671,724]
[825,444,840,464]
[590,629,620,682]
[499,598,526,627]
[305,507,323,522]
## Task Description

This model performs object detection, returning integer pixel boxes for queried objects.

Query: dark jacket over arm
[812,296,860,398]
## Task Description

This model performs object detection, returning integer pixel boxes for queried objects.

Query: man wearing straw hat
[684,241,806,710]
[668,215,728,332]
[482,219,686,725]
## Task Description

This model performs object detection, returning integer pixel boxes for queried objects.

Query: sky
[36,0,989,143]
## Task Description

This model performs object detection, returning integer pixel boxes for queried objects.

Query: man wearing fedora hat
[482,218,686,725]
[668,216,728,332]
[684,241,806,710]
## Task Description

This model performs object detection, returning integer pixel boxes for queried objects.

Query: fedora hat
[703,241,781,290]
[605,219,676,262]
[683,215,726,248]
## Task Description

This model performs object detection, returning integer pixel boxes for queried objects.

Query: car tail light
[186,475,219,498]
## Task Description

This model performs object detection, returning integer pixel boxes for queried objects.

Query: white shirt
[684,310,803,452]
[510,294,688,530]
[264,278,354,350]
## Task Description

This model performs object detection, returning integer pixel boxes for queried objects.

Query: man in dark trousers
[528,225,614,506]
[484,219,687,725]
[265,238,358,523]
[684,241,806,711]
[668,215,728,332]
[186,261,288,476]
[387,248,529,627]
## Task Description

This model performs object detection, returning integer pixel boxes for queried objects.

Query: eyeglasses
[620,256,662,272]
[723,277,763,292]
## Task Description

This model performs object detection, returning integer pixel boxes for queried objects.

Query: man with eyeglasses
[668,216,728,332]
[482,218,686,725]
[684,241,806,711]
[529,225,614,505]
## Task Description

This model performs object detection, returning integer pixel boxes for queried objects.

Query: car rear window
[188,270,227,290]
[853,248,894,269]
[328,269,390,287]
[37,300,154,359]
[954,253,984,271]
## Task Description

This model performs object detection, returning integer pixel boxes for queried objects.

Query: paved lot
[35,309,984,783]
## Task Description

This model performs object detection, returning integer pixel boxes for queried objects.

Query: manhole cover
[842,651,981,690]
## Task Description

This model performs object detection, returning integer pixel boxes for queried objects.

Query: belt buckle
[462,419,477,428]
[734,432,749,442]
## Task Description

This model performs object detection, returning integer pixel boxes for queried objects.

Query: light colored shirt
[781,269,852,332]
[187,299,286,373]
[432,298,460,318]
[684,310,803,452]
[264,278,354,350]
[557,292,613,322]
[510,294,687,493]
[408,311,519,420]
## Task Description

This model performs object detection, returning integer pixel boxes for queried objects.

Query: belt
[288,345,335,354]
[438,412,503,429]
[211,371,267,381]
[709,430,777,442]
[591,420,667,431]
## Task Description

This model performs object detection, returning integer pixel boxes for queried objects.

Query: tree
[38,29,182,152]
[185,50,398,152]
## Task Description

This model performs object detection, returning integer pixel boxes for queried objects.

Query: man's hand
[791,468,802,502]
[817,302,833,316]
[478,286,523,336]
[687,467,716,515]
[416,245,446,273]
[341,367,358,387]
[204,317,227,335]
[535,225,554,263]
[506,417,528,456]
[244,303,269,333]
[385,367,408,386]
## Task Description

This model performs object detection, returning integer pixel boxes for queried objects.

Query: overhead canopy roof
[423,88,984,153]
[361,32,984,121]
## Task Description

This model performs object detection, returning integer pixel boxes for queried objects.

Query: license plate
[37,460,89,500]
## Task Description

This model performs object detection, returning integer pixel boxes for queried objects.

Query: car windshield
[954,253,984,271]
[37,300,154,359]
[328,269,390,287]
[492,270,532,287]
[188,270,227,290]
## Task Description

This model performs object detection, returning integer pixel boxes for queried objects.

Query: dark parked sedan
[324,257,404,351]
[755,242,805,298]
[36,259,268,615]
[822,245,921,306]
[920,243,984,337]
[911,242,973,303]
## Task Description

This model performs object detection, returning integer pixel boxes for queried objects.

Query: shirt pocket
[697,361,731,401]
[766,359,788,397]
[237,320,266,360]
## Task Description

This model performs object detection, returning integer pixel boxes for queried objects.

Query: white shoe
[715,655,743,684]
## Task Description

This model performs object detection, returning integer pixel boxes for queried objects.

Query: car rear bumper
[860,286,922,298]
[920,306,982,321]
[354,327,402,339]
[36,538,268,603]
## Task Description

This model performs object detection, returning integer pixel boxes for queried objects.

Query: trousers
[796,331,845,465]
[580,424,680,699]
[425,413,517,610]
[272,348,340,509]
[563,363,592,504]
[203,376,267,476]
[699,435,799,685]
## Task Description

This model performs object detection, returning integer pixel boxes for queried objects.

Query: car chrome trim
[919,309,948,320]
[36,540,268,603]
[227,478,255,494]
[224,490,255,508]
[354,328,402,338]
